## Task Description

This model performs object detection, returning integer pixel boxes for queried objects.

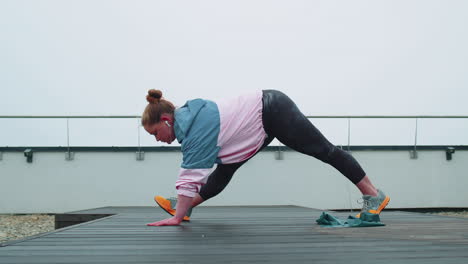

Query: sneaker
[154,196,192,221]
[356,189,390,218]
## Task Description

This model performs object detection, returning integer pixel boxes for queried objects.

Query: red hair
[141,89,175,126]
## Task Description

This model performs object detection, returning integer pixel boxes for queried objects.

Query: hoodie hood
[174,99,207,143]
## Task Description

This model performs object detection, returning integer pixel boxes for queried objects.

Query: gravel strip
[430,211,468,218]
[0,214,55,244]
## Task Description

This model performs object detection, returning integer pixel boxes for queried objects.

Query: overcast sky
[1,0,467,146]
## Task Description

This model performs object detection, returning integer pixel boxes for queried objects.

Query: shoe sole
[374,196,390,214]
[154,196,190,222]
[356,196,390,218]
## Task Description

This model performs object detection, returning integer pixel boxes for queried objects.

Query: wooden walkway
[1,206,468,263]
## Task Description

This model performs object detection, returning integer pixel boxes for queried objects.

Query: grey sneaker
[154,196,192,221]
[356,189,390,218]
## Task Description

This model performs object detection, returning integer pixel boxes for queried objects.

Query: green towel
[316,212,385,227]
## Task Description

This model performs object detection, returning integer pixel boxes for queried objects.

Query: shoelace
[357,198,372,212]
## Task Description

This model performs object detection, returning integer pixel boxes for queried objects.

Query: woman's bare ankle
[356,175,378,196]
[191,194,205,208]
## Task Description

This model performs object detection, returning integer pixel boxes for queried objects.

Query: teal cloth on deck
[316,212,385,227]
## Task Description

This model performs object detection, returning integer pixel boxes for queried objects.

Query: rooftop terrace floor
[1,206,468,263]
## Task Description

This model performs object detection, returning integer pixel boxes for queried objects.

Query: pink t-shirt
[175,90,267,197]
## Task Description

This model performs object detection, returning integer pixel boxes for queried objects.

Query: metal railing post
[136,117,144,161]
[275,142,284,160]
[347,118,351,152]
[346,118,354,212]
[410,118,418,159]
[65,118,74,161]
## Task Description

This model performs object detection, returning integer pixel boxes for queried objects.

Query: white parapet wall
[0,148,467,213]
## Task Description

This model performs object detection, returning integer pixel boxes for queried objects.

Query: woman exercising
[142,89,390,226]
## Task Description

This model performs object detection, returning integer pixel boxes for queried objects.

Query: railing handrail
[0,115,141,119]
[0,115,467,119]
[306,115,468,119]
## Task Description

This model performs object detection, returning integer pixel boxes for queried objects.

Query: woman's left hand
[147,217,182,226]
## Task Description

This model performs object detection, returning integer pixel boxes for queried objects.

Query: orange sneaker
[154,196,191,221]
[356,189,390,218]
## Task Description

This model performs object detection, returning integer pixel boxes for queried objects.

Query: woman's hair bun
[146,89,163,104]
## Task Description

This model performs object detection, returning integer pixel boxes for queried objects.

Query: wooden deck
[1,206,468,263]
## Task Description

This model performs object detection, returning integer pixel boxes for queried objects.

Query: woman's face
[144,116,176,144]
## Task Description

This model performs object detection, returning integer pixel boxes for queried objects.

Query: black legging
[198,90,366,200]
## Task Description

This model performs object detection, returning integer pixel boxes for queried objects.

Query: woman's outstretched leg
[263,90,368,185]
[262,90,389,214]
